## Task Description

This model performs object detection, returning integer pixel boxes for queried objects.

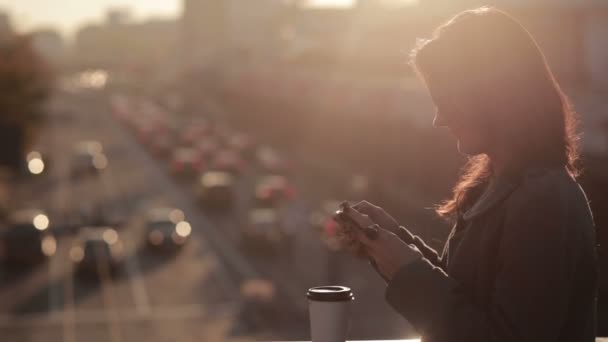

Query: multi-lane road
[0,88,418,342]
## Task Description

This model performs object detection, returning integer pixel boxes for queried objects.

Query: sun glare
[305,0,355,8]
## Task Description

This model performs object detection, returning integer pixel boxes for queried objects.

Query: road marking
[62,264,76,342]
[97,246,123,342]
[103,160,152,316]
[123,240,152,315]
[48,243,63,316]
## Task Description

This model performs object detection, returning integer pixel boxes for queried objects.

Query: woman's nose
[433,111,448,128]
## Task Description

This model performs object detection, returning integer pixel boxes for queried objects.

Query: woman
[342,7,598,342]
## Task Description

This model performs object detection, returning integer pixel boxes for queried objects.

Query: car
[70,141,107,177]
[210,150,246,174]
[109,94,130,123]
[256,147,291,174]
[170,147,205,178]
[241,208,293,253]
[227,133,257,160]
[197,171,235,210]
[149,133,175,158]
[137,122,159,145]
[144,208,191,251]
[213,123,234,144]
[177,122,210,147]
[253,175,297,208]
[0,209,56,265]
[75,202,107,227]
[70,227,125,277]
[195,138,221,162]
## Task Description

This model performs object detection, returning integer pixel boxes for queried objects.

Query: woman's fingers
[342,206,376,230]
[352,200,400,233]
[352,200,381,218]
[348,215,390,250]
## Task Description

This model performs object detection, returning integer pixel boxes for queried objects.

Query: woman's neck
[487,150,512,181]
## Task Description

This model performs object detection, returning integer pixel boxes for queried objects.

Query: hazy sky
[0,0,181,37]
[0,0,408,39]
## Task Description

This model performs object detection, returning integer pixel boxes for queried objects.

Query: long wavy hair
[410,7,580,219]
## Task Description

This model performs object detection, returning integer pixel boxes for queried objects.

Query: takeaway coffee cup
[307,286,354,342]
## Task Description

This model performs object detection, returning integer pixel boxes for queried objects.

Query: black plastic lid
[307,286,354,302]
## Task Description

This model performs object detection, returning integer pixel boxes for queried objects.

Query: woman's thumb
[353,200,380,217]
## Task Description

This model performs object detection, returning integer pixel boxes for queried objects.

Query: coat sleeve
[395,226,444,270]
[385,186,581,341]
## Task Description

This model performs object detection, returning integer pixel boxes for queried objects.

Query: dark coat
[386,166,598,342]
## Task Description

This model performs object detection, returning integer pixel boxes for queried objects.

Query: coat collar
[460,175,519,222]
[459,165,567,222]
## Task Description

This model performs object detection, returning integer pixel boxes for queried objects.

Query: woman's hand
[352,200,400,234]
[345,207,422,283]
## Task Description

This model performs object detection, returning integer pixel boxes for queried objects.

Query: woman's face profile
[428,81,492,156]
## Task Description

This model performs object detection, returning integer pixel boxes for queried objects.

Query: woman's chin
[457,140,484,156]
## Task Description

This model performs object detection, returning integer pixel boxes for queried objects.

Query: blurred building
[282,6,356,64]
[74,9,179,71]
[30,29,66,67]
[106,7,132,25]
[181,0,228,69]
[226,0,287,60]
[0,11,14,42]
[181,0,290,69]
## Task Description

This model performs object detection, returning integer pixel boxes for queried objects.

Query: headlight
[33,214,49,231]
[175,221,191,237]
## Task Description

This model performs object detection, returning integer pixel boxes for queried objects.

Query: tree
[0,34,53,170]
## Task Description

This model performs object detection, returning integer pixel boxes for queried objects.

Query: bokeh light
[27,158,45,175]
[69,246,84,262]
[41,236,57,256]
[102,229,118,244]
[33,214,49,230]
[175,221,191,237]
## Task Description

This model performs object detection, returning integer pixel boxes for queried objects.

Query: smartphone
[334,202,379,240]
[335,202,387,281]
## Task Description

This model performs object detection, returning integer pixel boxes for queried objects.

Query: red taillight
[324,219,338,236]
[172,160,184,172]
[260,187,273,199]
[285,185,297,200]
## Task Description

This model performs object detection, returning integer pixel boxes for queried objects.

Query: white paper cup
[307,286,354,342]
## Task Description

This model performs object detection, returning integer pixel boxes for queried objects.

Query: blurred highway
[0,90,245,341]
[0,86,415,341]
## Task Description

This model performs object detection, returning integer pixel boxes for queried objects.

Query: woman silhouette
[344,7,598,341]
